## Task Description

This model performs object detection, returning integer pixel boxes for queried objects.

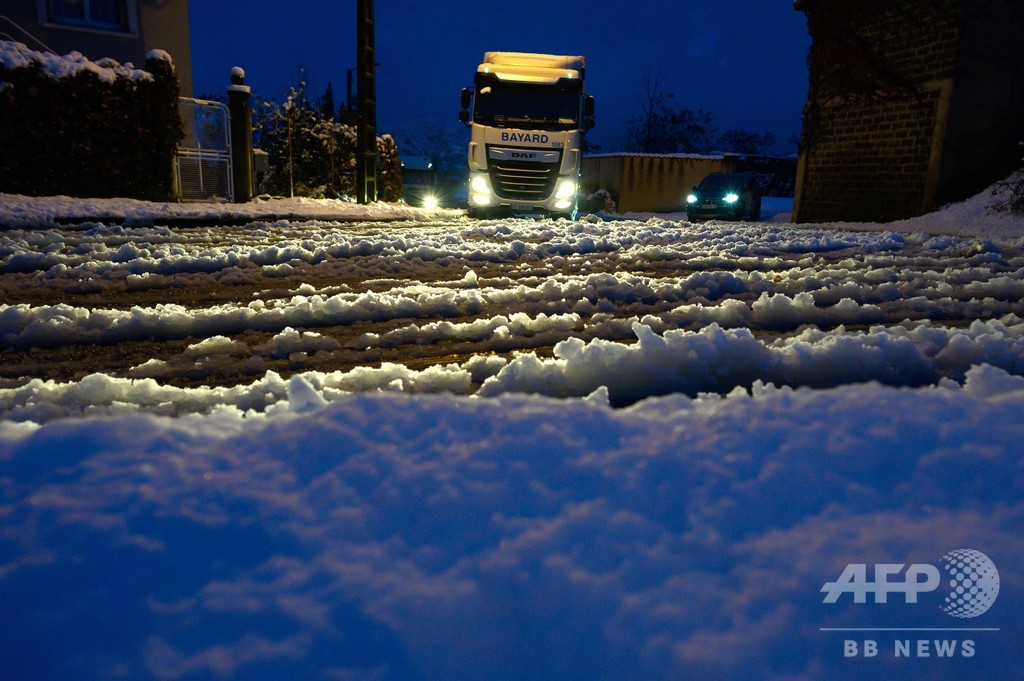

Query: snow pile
[259,327,339,357]
[826,170,1024,241]
[0,288,478,349]
[480,316,1024,402]
[0,193,462,227]
[0,362,477,423]
[1,376,1022,680]
[4,316,1024,421]
[362,311,582,350]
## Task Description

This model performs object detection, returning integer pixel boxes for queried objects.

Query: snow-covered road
[3,214,1024,419]
[2,187,1024,681]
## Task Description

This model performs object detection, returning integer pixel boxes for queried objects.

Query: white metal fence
[176,98,233,202]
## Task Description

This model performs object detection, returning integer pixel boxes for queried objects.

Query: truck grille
[488,159,560,202]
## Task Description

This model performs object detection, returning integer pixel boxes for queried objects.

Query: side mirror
[459,88,472,127]
[583,95,595,118]
[584,117,595,131]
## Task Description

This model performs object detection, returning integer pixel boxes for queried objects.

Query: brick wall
[795,0,964,223]
[799,89,944,222]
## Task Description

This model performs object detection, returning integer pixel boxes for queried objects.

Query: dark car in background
[686,172,761,222]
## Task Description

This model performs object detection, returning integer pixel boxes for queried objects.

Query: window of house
[46,0,135,33]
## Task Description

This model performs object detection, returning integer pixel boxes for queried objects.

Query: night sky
[189,1,811,154]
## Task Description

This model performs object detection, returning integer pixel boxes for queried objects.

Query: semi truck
[459,52,595,219]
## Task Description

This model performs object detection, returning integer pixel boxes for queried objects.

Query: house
[1,0,193,95]
[793,0,1024,223]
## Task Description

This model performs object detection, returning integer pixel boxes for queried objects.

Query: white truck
[459,52,595,219]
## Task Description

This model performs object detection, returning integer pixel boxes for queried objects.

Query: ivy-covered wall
[0,45,182,201]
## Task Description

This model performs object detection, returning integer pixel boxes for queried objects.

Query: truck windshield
[473,78,580,131]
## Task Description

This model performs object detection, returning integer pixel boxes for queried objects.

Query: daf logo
[488,148,561,163]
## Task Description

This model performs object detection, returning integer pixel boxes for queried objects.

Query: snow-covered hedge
[0,41,182,201]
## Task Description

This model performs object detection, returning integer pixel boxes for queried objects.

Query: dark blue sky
[190,1,811,154]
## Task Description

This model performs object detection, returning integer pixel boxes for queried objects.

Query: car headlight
[423,194,439,209]
[686,194,698,204]
[554,178,577,200]
[724,193,739,204]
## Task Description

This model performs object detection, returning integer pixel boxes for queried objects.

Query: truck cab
[460,52,594,219]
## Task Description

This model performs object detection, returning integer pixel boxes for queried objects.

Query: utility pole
[346,67,354,116]
[356,0,377,204]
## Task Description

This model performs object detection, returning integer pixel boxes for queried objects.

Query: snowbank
[0,193,462,228]
[1,374,1022,680]
[5,316,1024,422]
[814,170,1024,241]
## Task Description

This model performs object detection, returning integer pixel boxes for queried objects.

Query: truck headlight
[554,178,577,200]
[687,194,698,204]
[724,193,739,203]
[470,173,491,196]
[470,174,492,206]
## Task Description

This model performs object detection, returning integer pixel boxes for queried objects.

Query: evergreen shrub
[0,46,182,200]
